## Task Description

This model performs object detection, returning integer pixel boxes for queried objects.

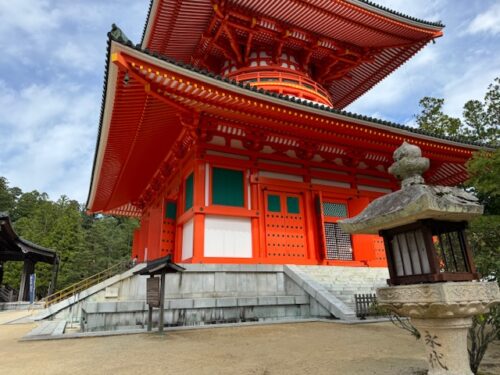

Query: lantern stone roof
[338,142,484,234]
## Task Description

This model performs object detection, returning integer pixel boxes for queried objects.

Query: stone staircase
[284,265,389,319]
[301,266,389,309]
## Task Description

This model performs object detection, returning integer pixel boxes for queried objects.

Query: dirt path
[0,321,498,375]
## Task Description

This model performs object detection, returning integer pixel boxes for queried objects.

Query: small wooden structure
[0,213,59,301]
[134,255,184,333]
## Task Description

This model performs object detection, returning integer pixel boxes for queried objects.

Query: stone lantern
[339,142,499,375]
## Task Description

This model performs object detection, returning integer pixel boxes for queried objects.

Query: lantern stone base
[412,317,472,375]
[376,282,500,375]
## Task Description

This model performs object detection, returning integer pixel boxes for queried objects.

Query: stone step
[294,266,389,318]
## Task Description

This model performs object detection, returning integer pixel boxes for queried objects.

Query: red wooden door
[160,200,177,258]
[264,191,307,261]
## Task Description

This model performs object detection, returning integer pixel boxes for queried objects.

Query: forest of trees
[0,179,138,297]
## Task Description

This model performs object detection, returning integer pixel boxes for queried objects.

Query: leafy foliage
[0,178,138,297]
[415,97,462,137]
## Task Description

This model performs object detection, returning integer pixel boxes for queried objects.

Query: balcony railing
[229,67,333,106]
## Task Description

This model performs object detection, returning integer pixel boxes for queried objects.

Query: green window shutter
[267,194,281,212]
[286,196,300,214]
[212,167,244,207]
[165,202,177,219]
[184,173,194,211]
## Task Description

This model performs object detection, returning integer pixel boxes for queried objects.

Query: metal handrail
[42,259,130,307]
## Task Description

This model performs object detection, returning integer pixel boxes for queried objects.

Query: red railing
[229,67,333,106]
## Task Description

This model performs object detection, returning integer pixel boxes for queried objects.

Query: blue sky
[0,0,499,203]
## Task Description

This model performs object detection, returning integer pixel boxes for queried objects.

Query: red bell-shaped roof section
[141,0,443,109]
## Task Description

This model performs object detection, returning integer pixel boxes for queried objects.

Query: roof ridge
[140,0,155,46]
[348,0,444,28]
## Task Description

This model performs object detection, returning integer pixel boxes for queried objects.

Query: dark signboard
[147,277,160,307]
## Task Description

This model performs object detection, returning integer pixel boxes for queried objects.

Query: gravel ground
[1,320,499,375]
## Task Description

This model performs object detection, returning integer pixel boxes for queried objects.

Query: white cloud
[442,65,500,118]
[0,0,62,60]
[53,41,101,73]
[0,80,98,202]
[0,1,149,202]
[466,3,500,35]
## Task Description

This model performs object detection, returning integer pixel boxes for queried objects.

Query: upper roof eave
[139,1,446,109]
[110,38,493,151]
[141,0,444,48]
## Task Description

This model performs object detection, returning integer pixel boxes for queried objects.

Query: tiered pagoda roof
[86,1,491,217]
[141,0,444,108]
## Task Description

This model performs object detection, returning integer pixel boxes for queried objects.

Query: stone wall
[77,264,331,331]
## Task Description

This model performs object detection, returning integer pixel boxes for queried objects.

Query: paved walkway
[0,310,34,325]
[1,320,499,374]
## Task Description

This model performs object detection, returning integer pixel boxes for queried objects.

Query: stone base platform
[33,264,391,332]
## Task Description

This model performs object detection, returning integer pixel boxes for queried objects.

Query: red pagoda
[87,0,483,267]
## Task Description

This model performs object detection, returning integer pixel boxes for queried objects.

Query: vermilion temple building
[86,0,483,267]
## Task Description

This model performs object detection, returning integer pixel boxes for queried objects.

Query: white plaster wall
[182,218,194,260]
[204,216,252,258]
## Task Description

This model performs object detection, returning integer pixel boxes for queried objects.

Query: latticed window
[322,201,352,260]
[323,202,348,218]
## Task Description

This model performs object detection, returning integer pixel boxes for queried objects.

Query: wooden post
[47,260,59,297]
[147,275,153,332]
[159,271,166,333]
[18,260,34,302]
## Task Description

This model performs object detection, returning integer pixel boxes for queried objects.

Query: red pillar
[192,156,205,262]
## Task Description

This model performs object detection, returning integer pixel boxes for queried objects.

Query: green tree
[415,79,499,146]
[415,97,462,137]
[462,78,500,145]
[0,177,20,213]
